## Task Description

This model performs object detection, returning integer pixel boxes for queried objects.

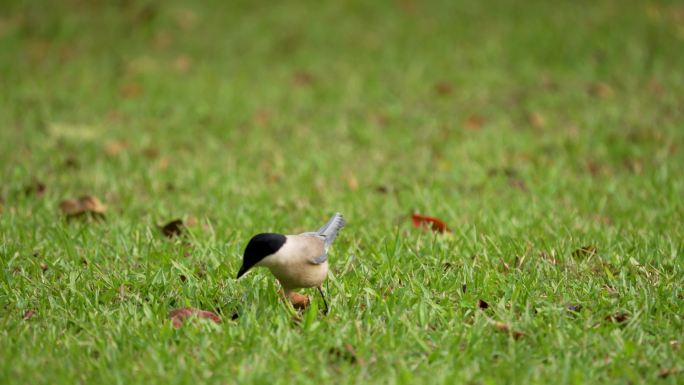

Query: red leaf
[22,309,36,320]
[168,307,221,328]
[411,213,450,233]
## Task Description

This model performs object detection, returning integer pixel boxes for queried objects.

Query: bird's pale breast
[261,235,328,290]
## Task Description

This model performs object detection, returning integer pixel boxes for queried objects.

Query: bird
[236,213,345,314]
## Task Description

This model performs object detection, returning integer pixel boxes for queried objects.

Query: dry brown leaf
[585,160,606,176]
[375,185,391,194]
[434,82,453,96]
[174,54,193,73]
[24,181,46,197]
[120,82,142,98]
[142,147,159,159]
[104,140,128,156]
[658,368,682,379]
[291,71,315,87]
[527,112,546,129]
[157,156,169,170]
[160,219,184,238]
[174,9,198,30]
[368,112,389,127]
[185,216,198,227]
[60,195,106,218]
[329,343,363,365]
[588,82,614,98]
[253,110,271,127]
[491,321,526,339]
[22,309,36,320]
[508,177,528,192]
[464,114,484,130]
[151,30,172,50]
[605,312,629,324]
[345,172,359,191]
[168,307,221,329]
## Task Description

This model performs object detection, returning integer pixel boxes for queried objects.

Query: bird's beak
[236,264,249,279]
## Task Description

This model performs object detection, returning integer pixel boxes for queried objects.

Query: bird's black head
[236,233,287,279]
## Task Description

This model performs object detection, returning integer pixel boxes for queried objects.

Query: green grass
[1,0,684,384]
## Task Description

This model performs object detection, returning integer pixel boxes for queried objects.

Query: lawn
[1,0,683,384]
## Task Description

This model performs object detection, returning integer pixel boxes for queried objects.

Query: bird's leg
[317,286,329,315]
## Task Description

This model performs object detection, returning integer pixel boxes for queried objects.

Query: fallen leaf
[508,177,528,192]
[63,156,80,169]
[491,321,525,339]
[368,112,389,127]
[118,284,126,301]
[658,368,682,379]
[396,0,417,14]
[157,156,169,170]
[80,196,106,213]
[434,81,453,96]
[345,172,359,191]
[160,219,184,238]
[478,299,489,309]
[328,343,363,365]
[464,114,484,130]
[585,160,605,176]
[120,82,142,98]
[174,54,193,73]
[104,139,128,156]
[59,195,106,219]
[39,262,48,272]
[588,82,614,98]
[24,181,46,196]
[572,245,597,258]
[22,309,36,320]
[151,30,172,50]
[185,216,198,227]
[169,307,221,329]
[623,158,643,174]
[411,213,450,233]
[287,292,310,310]
[605,311,629,324]
[142,147,159,159]
[252,110,271,127]
[527,112,546,129]
[291,71,315,87]
[647,78,665,95]
[174,9,198,30]
[375,185,391,194]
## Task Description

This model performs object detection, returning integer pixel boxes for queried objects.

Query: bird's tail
[317,212,345,247]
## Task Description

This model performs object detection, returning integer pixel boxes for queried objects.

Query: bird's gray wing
[306,213,345,264]
[310,253,328,264]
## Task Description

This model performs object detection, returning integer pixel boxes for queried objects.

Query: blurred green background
[1,1,683,384]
